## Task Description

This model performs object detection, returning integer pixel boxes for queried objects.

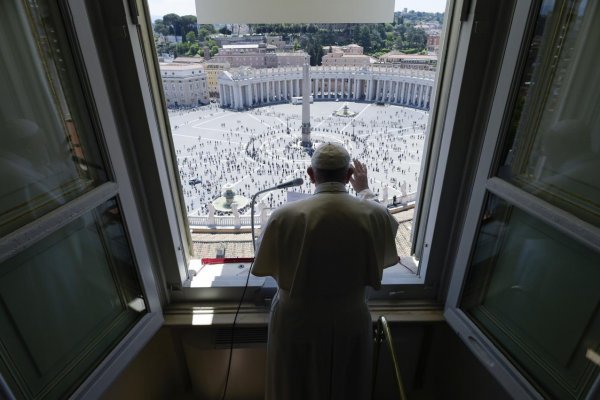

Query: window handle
[587,348,600,367]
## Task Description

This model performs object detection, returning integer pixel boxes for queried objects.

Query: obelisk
[301,63,311,146]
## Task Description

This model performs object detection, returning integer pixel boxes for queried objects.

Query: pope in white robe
[253,143,399,400]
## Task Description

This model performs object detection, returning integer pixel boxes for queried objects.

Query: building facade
[213,44,275,68]
[160,63,209,107]
[379,52,438,70]
[218,65,434,110]
[214,44,308,69]
[275,52,310,67]
[322,43,371,67]
[203,61,230,98]
[321,51,372,67]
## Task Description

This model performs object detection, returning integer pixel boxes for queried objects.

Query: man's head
[307,143,353,184]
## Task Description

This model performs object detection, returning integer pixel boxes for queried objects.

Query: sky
[147,0,446,20]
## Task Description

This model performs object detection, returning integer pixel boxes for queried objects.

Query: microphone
[275,178,304,189]
[251,177,304,252]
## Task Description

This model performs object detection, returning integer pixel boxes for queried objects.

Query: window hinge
[168,282,183,292]
[460,0,472,22]
[126,0,140,26]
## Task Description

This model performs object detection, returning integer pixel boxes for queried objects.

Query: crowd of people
[171,102,428,216]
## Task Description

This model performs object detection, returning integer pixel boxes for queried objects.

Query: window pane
[0,199,146,400]
[498,0,600,226]
[461,195,600,399]
[0,0,107,237]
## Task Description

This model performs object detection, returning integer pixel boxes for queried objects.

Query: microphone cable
[220,178,302,400]
[220,258,254,400]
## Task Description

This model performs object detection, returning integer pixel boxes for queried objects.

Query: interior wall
[101,321,511,400]
[420,323,511,400]
[100,327,190,400]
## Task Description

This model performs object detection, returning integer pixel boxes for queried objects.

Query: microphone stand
[251,187,272,253]
[251,179,303,252]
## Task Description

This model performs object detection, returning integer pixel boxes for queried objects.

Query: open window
[142,0,465,303]
[444,0,600,398]
[0,0,165,398]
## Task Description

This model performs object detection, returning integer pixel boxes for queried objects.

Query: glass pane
[461,195,600,399]
[0,0,107,237]
[498,0,600,226]
[0,199,146,400]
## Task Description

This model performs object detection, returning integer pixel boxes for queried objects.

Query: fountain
[211,183,250,213]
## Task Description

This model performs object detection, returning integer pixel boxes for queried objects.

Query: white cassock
[252,182,399,400]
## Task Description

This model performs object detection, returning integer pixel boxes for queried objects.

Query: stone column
[278,80,282,101]
[236,85,243,109]
[426,85,432,109]
[334,79,338,98]
[401,82,407,104]
[246,85,252,107]
[301,64,311,146]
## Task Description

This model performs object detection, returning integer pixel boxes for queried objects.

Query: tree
[174,42,190,57]
[199,24,216,33]
[198,27,212,42]
[186,31,197,43]
[181,15,198,38]
[305,37,324,66]
[153,19,169,36]
[405,26,427,50]
[163,13,182,36]
[219,26,232,35]
[358,26,372,52]
[187,43,200,56]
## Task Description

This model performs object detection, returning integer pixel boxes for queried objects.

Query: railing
[187,215,254,227]
[187,196,416,229]
[225,65,436,81]
[372,316,408,400]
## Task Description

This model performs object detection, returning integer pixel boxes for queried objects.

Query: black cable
[220,259,254,400]
[221,180,300,399]
[221,191,261,400]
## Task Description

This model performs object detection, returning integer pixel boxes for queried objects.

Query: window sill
[163,300,444,327]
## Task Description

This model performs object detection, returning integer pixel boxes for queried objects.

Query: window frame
[0,0,165,398]
[443,0,600,397]
[135,0,476,303]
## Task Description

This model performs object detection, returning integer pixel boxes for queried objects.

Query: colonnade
[218,66,434,111]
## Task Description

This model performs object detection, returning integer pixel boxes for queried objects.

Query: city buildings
[203,61,230,98]
[379,51,438,69]
[218,65,434,110]
[321,43,372,67]
[213,43,308,68]
[159,62,209,107]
